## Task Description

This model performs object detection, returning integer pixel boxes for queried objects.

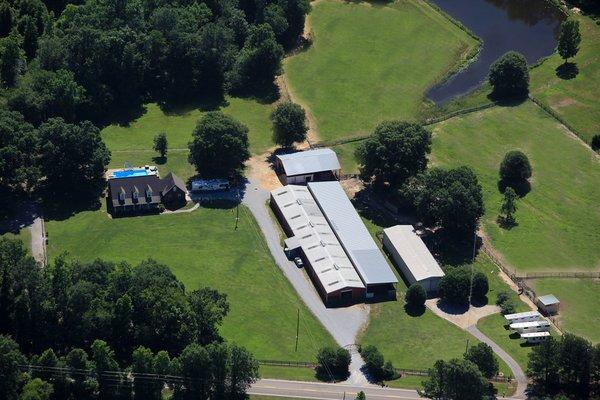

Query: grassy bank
[431,100,600,272]
[45,206,335,361]
[285,0,477,141]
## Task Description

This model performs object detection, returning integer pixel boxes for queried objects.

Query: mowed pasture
[103,99,274,154]
[531,278,600,343]
[431,101,600,272]
[284,0,477,141]
[530,13,600,144]
[45,206,336,361]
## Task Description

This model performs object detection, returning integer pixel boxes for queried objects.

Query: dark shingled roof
[108,172,186,208]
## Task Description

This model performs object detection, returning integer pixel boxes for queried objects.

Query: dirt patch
[426,299,500,329]
[550,97,577,109]
[340,178,364,199]
[245,153,282,191]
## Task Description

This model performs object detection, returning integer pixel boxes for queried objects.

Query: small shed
[382,225,444,294]
[275,149,341,184]
[537,294,560,315]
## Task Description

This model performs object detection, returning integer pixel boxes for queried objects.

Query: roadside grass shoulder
[431,100,600,272]
[45,206,336,361]
[529,13,600,144]
[259,365,317,382]
[284,0,478,141]
[531,278,600,343]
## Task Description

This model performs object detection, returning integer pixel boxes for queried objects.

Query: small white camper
[504,310,541,324]
[510,320,550,334]
[521,331,551,344]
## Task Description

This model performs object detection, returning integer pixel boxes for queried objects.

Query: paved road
[249,379,525,400]
[466,325,527,399]
[249,379,421,400]
[241,179,371,385]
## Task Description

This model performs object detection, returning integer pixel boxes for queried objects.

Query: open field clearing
[531,278,600,343]
[530,13,600,144]
[284,0,477,141]
[45,206,335,362]
[102,98,274,157]
[432,101,600,273]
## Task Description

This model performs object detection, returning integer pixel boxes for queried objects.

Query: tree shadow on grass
[152,156,167,165]
[39,180,105,222]
[556,62,579,80]
[436,299,470,315]
[487,93,528,107]
[497,178,531,198]
[425,229,482,267]
[404,303,426,317]
[497,215,518,230]
[159,93,228,116]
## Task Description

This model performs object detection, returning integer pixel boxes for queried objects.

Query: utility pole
[234,185,240,230]
[295,308,300,352]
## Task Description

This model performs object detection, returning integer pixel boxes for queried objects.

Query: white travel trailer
[510,320,551,334]
[521,331,551,344]
[504,310,542,324]
[191,179,230,192]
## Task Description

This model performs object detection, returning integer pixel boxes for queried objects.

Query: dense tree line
[527,333,600,399]
[1,334,259,400]
[0,237,259,399]
[0,0,309,123]
[0,108,109,197]
[0,237,231,359]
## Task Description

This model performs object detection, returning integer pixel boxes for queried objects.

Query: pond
[427,0,565,104]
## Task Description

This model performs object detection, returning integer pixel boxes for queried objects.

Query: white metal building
[504,310,542,324]
[275,149,341,184]
[382,225,444,293]
[307,181,398,298]
[270,185,365,304]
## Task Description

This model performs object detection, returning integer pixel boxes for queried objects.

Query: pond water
[427,0,564,104]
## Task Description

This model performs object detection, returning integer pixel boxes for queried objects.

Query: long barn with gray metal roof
[270,181,397,305]
[270,185,366,304]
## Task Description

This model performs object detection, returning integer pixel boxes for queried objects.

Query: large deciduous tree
[0,335,27,400]
[558,19,581,64]
[188,111,250,178]
[0,30,25,87]
[499,150,532,183]
[420,358,492,400]
[229,23,284,91]
[464,343,499,379]
[271,101,308,147]
[316,346,351,381]
[0,109,39,191]
[489,51,529,99]
[406,166,484,236]
[7,69,86,125]
[37,118,110,189]
[356,121,431,188]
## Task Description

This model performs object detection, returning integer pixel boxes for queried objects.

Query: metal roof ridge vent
[320,240,326,247]
[296,199,302,205]
[333,263,340,271]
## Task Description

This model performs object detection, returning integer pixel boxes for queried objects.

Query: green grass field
[45,206,335,362]
[531,278,600,343]
[530,13,600,144]
[102,98,274,180]
[0,227,31,252]
[284,0,477,141]
[432,101,600,272]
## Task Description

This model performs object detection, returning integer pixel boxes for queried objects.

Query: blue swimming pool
[112,169,148,179]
